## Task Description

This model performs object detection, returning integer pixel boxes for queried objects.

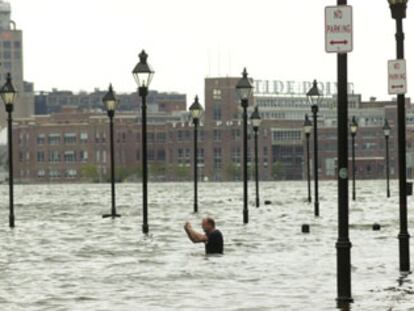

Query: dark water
[0,181,413,310]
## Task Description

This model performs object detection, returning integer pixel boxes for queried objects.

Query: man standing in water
[184,217,224,255]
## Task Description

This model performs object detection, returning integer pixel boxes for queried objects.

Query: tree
[272,161,285,180]
[80,164,99,182]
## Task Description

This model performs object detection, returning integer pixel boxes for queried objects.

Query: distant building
[34,89,186,115]
[0,0,34,128]
[11,76,413,184]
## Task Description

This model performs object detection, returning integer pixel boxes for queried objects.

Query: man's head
[201,217,216,234]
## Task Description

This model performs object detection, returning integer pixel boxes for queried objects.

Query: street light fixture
[350,116,358,201]
[189,96,203,213]
[387,0,410,274]
[383,119,391,198]
[0,73,16,228]
[236,68,254,224]
[102,84,121,219]
[304,114,312,203]
[306,80,322,217]
[132,50,154,234]
[251,106,262,208]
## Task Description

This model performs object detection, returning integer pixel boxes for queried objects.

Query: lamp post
[388,0,410,274]
[189,96,203,213]
[0,73,16,228]
[350,116,358,201]
[132,50,154,234]
[236,68,254,224]
[306,80,322,217]
[102,84,121,219]
[336,0,353,307]
[304,114,312,203]
[383,119,391,198]
[251,106,262,208]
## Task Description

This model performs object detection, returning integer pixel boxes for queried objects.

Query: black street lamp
[336,0,353,307]
[236,68,254,224]
[189,96,203,213]
[251,106,262,208]
[304,114,312,203]
[388,0,410,274]
[132,50,154,234]
[0,73,16,228]
[306,80,322,217]
[350,116,358,201]
[102,84,121,219]
[383,119,391,198]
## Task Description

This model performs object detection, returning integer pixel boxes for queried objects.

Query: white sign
[325,6,353,53]
[388,59,407,95]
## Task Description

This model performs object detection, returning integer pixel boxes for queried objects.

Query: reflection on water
[0,181,413,310]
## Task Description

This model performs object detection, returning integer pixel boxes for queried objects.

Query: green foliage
[80,164,99,182]
[271,161,285,180]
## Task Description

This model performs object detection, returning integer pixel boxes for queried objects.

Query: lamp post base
[314,201,320,217]
[9,215,14,228]
[336,297,354,310]
[102,214,121,219]
[398,232,411,273]
[143,224,149,234]
[243,209,249,224]
[256,198,260,208]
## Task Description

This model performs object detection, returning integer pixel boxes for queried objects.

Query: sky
[7,0,414,104]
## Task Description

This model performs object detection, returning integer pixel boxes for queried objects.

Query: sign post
[388,59,407,95]
[325,6,353,53]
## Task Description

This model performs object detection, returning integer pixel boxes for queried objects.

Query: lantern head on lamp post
[383,119,391,138]
[304,114,312,137]
[307,80,322,217]
[236,68,254,224]
[132,50,154,96]
[132,50,154,234]
[251,107,261,208]
[189,96,203,213]
[236,68,254,108]
[103,84,117,118]
[350,116,358,137]
[0,72,17,228]
[0,73,16,113]
[388,0,408,19]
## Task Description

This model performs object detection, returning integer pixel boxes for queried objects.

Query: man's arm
[184,222,207,243]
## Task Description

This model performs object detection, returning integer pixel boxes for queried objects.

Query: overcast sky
[7,0,414,103]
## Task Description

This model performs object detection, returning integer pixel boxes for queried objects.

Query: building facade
[11,76,412,184]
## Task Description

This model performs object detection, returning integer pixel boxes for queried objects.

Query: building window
[213,89,222,100]
[65,169,78,178]
[80,151,88,162]
[49,170,61,178]
[3,51,11,59]
[37,170,46,178]
[214,148,222,169]
[197,148,204,165]
[80,132,88,143]
[213,129,221,142]
[48,134,61,145]
[232,129,241,141]
[64,151,76,162]
[157,149,166,161]
[136,149,140,161]
[213,104,221,121]
[157,132,166,143]
[48,151,60,162]
[232,147,241,164]
[64,133,77,144]
[14,41,21,49]
[37,151,45,162]
[3,41,11,49]
[37,134,45,145]
[148,149,155,161]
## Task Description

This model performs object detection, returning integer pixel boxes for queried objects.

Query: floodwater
[0,181,413,310]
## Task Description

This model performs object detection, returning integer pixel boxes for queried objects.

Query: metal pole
[242,100,249,224]
[336,0,353,308]
[386,135,391,198]
[254,127,260,208]
[7,108,14,228]
[312,106,319,217]
[306,133,312,203]
[140,87,149,234]
[110,115,116,215]
[352,134,356,201]
[395,16,410,273]
[193,119,198,213]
